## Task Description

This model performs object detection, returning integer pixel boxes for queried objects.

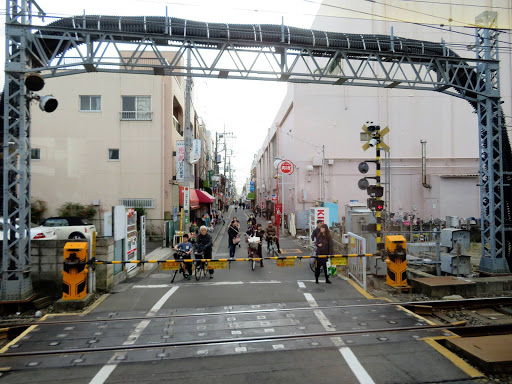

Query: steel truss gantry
[475,12,510,274]
[3,3,509,300]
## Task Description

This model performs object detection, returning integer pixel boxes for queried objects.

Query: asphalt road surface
[0,208,481,383]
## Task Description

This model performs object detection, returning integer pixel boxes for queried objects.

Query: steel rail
[0,322,470,358]
[1,297,510,330]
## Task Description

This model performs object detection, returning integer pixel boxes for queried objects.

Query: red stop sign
[280,161,294,175]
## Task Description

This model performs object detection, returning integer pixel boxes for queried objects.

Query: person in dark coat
[196,226,214,277]
[247,214,257,227]
[265,221,281,253]
[228,220,240,259]
[311,220,323,242]
[314,224,333,284]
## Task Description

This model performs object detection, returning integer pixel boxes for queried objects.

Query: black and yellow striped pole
[375,128,382,249]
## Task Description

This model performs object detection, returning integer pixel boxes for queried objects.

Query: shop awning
[179,186,200,210]
[196,190,215,204]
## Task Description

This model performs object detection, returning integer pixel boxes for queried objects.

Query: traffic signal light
[367,198,384,211]
[367,185,384,198]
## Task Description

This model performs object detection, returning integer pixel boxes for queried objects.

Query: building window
[31,148,40,160]
[119,198,154,208]
[173,116,182,136]
[121,96,152,120]
[80,95,101,111]
[108,149,120,161]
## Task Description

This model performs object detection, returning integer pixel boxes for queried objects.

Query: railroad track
[0,297,510,332]
[1,297,511,331]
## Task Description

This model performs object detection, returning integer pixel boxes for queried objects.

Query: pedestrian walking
[233,217,242,247]
[314,224,333,284]
[228,220,240,259]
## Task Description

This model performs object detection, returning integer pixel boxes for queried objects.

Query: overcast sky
[0,0,321,193]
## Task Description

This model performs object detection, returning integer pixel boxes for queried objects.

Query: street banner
[176,140,185,182]
[184,187,190,221]
[190,139,201,164]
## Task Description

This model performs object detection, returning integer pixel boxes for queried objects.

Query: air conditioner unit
[312,157,322,167]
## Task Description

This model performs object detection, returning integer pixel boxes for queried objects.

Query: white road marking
[133,284,170,288]
[89,286,180,384]
[133,281,282,288]
[248,280,281,284]
[302,292,375,384]
[303,293,318,307]
[297,281,306,288]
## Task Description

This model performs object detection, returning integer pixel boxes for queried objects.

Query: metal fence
[346,232,367,291]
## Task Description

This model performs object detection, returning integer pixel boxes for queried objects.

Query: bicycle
[247,234,262,271]
[171,249,191,283]
[193,246,209,281]
[266,235,279,257]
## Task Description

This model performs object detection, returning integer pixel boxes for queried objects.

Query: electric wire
[303,0,512,47]
[397,0,512,10]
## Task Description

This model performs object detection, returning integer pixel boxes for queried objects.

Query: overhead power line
[397,0,512,10]
[303,0,512,46]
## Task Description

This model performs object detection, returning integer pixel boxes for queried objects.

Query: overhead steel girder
[22,25,485,101]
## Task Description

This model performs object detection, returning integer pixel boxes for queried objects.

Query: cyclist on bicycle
[265,221,281,254]
[254,223,265,267]
[196,226,214,278]
[173,234,193,279]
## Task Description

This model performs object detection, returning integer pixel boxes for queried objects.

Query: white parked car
[39,217,96,240]
[0,218,57,240]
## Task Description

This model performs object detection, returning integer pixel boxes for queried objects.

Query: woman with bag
[228,220,240,259]
[314,224,333,284]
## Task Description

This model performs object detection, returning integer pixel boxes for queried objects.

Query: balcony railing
[120,111,153,121]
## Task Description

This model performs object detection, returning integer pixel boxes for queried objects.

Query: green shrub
[31,199,47,224]
[58,202,97,219]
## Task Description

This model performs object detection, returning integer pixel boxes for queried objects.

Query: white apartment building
[31,51,213,225]
[252,1,512,226]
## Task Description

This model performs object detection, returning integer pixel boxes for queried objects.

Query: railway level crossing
[3,2,511,302]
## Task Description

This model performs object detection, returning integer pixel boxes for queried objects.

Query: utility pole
[183,46,193,228]
[223,126,228,176]
[322,145,326,203]
[214,132,219,175]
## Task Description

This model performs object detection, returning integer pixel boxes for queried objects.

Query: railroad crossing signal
[367,198,384,212]
[361,124,390,151]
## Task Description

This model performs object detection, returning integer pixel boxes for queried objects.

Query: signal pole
[375,127,382,248]
[183,46,193,227]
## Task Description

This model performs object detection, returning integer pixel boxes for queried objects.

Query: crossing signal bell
[25,73,59,113]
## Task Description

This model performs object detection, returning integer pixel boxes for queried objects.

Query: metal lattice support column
[475,12,510,274]
[2,0,34,301]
